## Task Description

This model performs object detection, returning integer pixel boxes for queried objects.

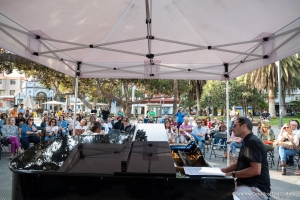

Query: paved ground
[0,118,300,200]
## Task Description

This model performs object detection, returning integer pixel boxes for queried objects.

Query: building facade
[0,70,26,109]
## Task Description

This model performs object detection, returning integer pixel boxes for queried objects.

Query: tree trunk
[213,107,217,116]
[173,79,178,115]
[268,87,276,118]
[195,81,200,115]
[281,91,287,117]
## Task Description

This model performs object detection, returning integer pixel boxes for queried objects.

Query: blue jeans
[278,146,297,162]
[192,134,204,152]
[230,142,242,154]
[44,135,57,141]
[20,136,40,150]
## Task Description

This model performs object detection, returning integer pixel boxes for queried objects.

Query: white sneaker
[213,147,217,150]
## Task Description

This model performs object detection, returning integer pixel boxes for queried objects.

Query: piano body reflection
[9,124,234,200]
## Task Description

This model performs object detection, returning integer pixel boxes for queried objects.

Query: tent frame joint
[223,63,229,79]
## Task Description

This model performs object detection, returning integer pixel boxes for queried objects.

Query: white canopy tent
[21,96,35,109]
[1,0,300,165]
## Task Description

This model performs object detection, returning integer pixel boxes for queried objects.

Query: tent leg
[226,79,230,166]
[73,76,79,136]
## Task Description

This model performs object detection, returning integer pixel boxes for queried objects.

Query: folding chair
[277,152,300,171]
[210,132,227,161]
[267,150,275,168]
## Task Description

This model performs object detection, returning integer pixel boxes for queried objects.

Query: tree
[244,54,300,117]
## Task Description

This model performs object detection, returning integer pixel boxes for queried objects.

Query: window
[0,90,4,95]
[10,80,16,85]
[0,79,2,84]
[296,97,300,100]
[10,90,15,95]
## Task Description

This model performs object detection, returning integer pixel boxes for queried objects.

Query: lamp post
[161,94,165,115]
[15,90,23,105]
[207,94,210,117]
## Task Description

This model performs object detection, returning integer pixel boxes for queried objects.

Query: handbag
[1,137,9,146]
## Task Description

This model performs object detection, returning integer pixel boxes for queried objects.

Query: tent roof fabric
[0,0,300,80]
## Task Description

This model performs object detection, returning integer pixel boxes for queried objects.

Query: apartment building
[0,69,26,108]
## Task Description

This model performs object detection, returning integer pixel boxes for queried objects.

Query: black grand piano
[9,124,234,200]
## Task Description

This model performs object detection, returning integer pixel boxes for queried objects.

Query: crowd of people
[0,104,134,160]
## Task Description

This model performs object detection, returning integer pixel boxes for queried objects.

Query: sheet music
[183,167,225,176]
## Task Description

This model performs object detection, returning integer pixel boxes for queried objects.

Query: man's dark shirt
[236,132,271,194]
[113,121,124,131]
[261,112,270,119]
[102,110,110,120]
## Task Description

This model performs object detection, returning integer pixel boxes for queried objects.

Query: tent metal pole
[158,69,222,76]
[0,26,32,53]
[229,42,263,73]
[39,37,147,55]
[269,30,300,55]
[155,37,206,48]
[155,47,206,56]
[226,79,230,166]
[73,76,79,136]
[213,48,262,57]
[276,61,283,128]
[214,39,262,48]
[94,46,145,56]
[39,55,77,63]
[0,22,35,37]
[40,40,76,72]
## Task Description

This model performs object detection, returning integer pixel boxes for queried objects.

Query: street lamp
[207,94,210,117]
[14,90,24,105]
[161,94,165,115]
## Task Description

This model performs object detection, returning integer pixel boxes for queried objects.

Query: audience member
[278,123,299,175]
[165,120,175,144]
[20,116,40,150]
[1,117,23,159]
[57,115,68,137]
[45,118,59,141]
[191,118,206,152]
[75,118,88,135]
[179,117,192,144]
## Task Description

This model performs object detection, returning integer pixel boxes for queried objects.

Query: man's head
[289,120,298,131]
[196,119,202,128]
[263,109,268,113]
[20,104,24,108]
[89,121,101,133]
[183,117,189,125]
[164,115,168,119]
[232,117,253,138]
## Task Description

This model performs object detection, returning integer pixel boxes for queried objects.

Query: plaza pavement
[0,117,300,200]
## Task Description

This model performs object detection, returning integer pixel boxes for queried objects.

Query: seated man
[221,117,270,199]
[82,121,104,135]
[261,109,270,120]
[191,119,206,152]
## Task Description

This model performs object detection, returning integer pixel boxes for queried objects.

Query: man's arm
[221,163,237,174]
[225,162,261,178]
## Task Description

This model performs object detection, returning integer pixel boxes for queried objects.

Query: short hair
[236,117,253,131]
[184,116,189,120]
[89,121,102,132]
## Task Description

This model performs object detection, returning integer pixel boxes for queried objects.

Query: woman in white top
[165,120,175,144]
[278,123,299,174]
[45,118,59,141]
[191,116,198,128]
[75,118,88,135]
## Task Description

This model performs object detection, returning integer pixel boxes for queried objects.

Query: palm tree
[245,54,300,117]
[279,54,300,116]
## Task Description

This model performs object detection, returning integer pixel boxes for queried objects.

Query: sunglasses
[196,122,201,124]
[29,119,34,121]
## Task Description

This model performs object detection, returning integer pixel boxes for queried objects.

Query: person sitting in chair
[82,121,104,135]
[2,117,24,159]
[45,118,59,141]
[113,116,124,131]
[258,121,275,152]
[20,116,40,150]
[191,119,207,152]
